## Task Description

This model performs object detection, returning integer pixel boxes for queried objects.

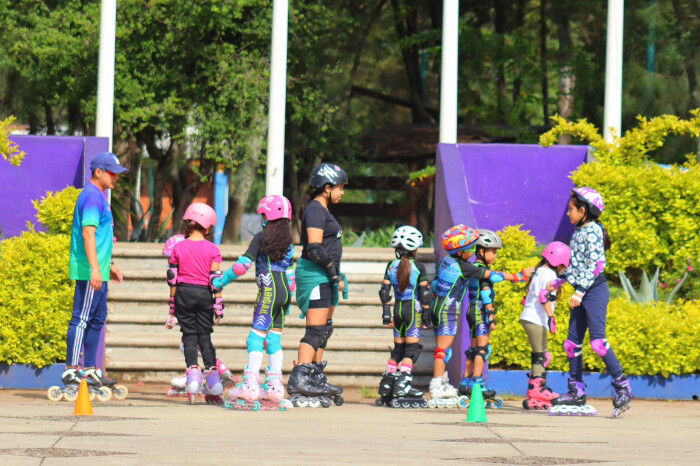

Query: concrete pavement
[0,384,698,465]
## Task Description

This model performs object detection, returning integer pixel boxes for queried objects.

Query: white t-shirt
[520,267,558,328]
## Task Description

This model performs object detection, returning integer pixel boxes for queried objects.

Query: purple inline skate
[185,366,202,405]
[548,379,597,416]
[202,366,224,405]
[612,375,632,418]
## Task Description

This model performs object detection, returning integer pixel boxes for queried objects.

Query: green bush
[489,225,700,377]
[33,186,80,235]
[0,226,72,367]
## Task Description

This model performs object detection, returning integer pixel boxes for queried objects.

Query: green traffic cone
[466,382,488,423]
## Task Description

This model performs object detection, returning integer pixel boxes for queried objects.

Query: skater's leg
[471,334,490,378]
[246,329,266,373]
[197,333,217,369]
[521,319,548,377]
[66,281,98,367]
[584,281,624,379]
[400,337,420,373]
[182,334,199,368]
[82,283,109,368]
[266,329,284,373]
[565,306,587,381]
[433,335,454,377]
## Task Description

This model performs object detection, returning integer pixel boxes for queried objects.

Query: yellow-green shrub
[0,226,72,367]
[33,186,81,235]
[489,225,700,376]
[540,112,700,278]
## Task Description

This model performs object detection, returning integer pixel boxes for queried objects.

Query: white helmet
[391,226,424,251]
[475,229,502,249]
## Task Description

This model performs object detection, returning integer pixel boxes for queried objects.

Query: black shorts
[308,282,333,310]
[174,283,214,335]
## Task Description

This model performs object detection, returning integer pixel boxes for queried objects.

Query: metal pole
[266,0,289,195]
[603,0,624,143]
[439,0,459,144]
[95,0,117,151]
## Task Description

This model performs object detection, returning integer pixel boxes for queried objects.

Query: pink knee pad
[544,351,552,368]
[590,339,610,357]
[563,339,582,359]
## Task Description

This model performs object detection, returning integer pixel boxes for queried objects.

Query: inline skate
[380,372,427,408]
[185,366,203,405]
[462,376,504,409]
[429,372,468,409]
[47,367,110,402]
[548,379,597,416]
[311,361,344,406]
[216,358,238,389]
[258,367,294,411]
[202,366,224,405]
[286,363,334,408]
[522,373,558,410]
[611,375,632,418]
[224,366,261,411]
[84,368,129,401]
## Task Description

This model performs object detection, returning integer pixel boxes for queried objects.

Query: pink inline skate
[224,366,261,411]
[523,374,559,410]
[216,358,238,389]
[258,367,293,411]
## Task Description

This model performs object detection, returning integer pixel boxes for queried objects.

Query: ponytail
[525,259,547,298]
[595,220,612,251]
[570,193,611,252]
[396,248,416,293]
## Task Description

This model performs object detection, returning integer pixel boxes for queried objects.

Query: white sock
[268,350,283,373]
[247,351,264,374]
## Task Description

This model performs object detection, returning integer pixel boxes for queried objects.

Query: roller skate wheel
[64,389,79,403]
[333,396,344,406]
[420,399,429,408]
[458,396,470,409]
[428,399,437,409]
[112,384,128,400]
[390,399,401,408]
[47,386,63,402]
[95,387,113,402]
[309,399,321,408]
[296,399,308,408]
[252,401,261,411]
[188,393,197,405]
[492,397,504,409]
[320,398,332,408]
[224,400,233,409]
[375,398,384,407]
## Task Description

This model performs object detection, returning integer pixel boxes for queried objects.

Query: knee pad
[390,343,405,362]
[544,351,552,368]
[590,338,610,357]
[465,347,476,361]
[404,343,422,364]
[319,319,334,349]
[531,352,547,367]
[300,325,327,351]
[265,330,282,354]
[246,329,266,353]
[473,345,489,363]
[563,339,583,359]
[434,347,447,361]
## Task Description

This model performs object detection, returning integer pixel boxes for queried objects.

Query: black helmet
[311,163,348,189]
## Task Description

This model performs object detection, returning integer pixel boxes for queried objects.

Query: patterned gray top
[565,222,606,293]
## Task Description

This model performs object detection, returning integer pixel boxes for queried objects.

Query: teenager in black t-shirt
[287,163,349,403]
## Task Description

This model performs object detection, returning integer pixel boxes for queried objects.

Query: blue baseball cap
[90,152,128,174]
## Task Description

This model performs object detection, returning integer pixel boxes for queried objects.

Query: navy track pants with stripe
[66,280,108,367]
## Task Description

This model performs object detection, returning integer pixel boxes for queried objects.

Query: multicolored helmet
[257,195,292,221]
[542,241,571,268]
[391,225,423,251]
[572,187,604,217]
[161,234,185,257]
[475,229,502,249]
[441,224,480,253]
[311,163,348,188]
[183,202,217,230]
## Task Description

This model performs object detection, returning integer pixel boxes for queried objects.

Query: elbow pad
[308,243,339,280]
[480,289,493,305]
[431,278,438,294]
[488,272,504,284]
[418,284,432,307]
[539,289,550,304]
[210,271,223,293]
[379,283,392,304]
[219,256,253,288]
[167,264,178,287]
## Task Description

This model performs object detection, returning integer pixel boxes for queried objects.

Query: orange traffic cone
[73,378,94,416]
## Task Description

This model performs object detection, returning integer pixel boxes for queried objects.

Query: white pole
[96,0,117,151]
[439,0,459,144]
[603,0,624,143]
[266,0,289,196]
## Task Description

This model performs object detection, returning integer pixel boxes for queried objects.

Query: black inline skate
[84,367,129,401]
[312,361,344,406]
[286,363,334,408]
[612,375,632,418]
[47,367,110,402]
[380,371,428,409]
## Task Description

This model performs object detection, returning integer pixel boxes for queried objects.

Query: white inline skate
[428,372,469,409]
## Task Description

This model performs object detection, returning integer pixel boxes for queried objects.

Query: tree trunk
[511,0,527,116]
[493,0,508,124]
[553,0,575,143]
[671,0,700,108]
[540,0,549,125]
[44,102,56,135]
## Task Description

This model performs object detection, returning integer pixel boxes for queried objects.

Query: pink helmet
[161,234,185,257]
[257,195,292,221]
[572,187,604,217]
[183,202,217,229]
[542,241,571,268]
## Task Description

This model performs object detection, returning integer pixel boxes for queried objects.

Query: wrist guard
[382,304,392,325]
[213,297,224,317]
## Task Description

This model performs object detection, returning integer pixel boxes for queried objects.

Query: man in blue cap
[61,152,128,390]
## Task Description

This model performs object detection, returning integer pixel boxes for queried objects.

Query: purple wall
[0,136,109,237]
[434,143,589,385]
